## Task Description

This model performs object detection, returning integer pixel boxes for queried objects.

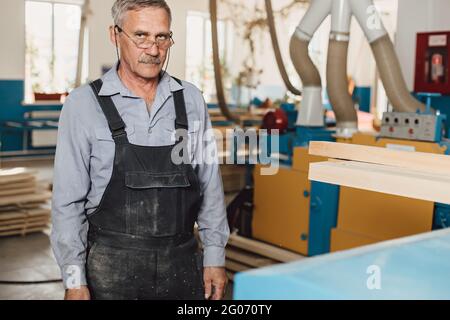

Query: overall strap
[90,79,128,145]
[171,77,189,131]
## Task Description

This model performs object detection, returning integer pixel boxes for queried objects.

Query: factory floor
[0,231,64,300]
[0,158,234,300]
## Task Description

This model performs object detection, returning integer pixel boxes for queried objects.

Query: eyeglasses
[115,25,174,50]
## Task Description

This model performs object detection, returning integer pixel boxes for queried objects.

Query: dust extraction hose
[289,36,322,87]
[210,0,240,124]
[371,34,426,113]
[326,39,358,129]
[265,0,302,96]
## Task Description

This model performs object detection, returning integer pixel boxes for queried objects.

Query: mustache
[138,55,162,64]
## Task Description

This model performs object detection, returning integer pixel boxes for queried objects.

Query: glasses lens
[157,38,172,49]
[136,38,172,49]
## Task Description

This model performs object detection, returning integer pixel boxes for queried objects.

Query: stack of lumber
[213,126,252,194]
[225,233,305,281]
[308,141,450,204]
[0,168,52,237]
[208,109,265,124]
[220,164,247,193]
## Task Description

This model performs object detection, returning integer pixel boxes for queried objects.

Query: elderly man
[51,0,229,300]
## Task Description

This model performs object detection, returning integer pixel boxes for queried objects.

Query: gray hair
[112,0,172,26]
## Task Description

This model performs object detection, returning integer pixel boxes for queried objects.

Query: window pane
[25,1,53,96]
[186,12,232,103]
[54,3,81,93]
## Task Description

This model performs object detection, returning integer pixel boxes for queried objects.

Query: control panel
[380,112,446,142]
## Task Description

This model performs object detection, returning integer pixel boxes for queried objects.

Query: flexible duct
[265,0,302,96]
[210,0,240,124]
[326,40,358,133]
[371,35,426,113]
[326,0,357,135]
[290,37,324,126]
[290,0,330,127]
[349,0,425,113]
[289,37,322,87]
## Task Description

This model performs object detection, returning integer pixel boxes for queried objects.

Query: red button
[409,128,414,135]
[389,127,394,132]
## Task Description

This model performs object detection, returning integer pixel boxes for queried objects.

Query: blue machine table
[234,228,450,300]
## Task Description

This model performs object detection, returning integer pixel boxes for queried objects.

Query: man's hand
[204,267,228,300]
[64,286,91,300]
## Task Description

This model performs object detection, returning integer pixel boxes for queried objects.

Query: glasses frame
[114,25,174,50]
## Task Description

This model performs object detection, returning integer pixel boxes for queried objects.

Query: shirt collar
[98,62,184,97]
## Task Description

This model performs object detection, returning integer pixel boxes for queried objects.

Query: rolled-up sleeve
[51,94,91,289]
[193,93,230,267]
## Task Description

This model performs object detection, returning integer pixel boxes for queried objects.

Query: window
[25,0,87,102]
[185,11,234,103]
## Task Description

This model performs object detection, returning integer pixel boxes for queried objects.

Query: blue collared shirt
[51,64,230,287]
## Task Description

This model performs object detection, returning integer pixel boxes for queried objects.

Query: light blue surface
[234,229,450,300]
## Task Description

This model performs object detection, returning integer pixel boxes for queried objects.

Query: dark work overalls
[85,78,204,300]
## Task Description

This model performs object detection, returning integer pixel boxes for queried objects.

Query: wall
[0,0,25,80]
[396,0,450,91]
[166,0,208,79]
[87,0,116,80]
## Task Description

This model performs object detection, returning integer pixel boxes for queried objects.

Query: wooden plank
[0,208,50,221]
[0,220,49,232]
[0,175,34,185]
[0,192,51,207]
[0,187,37,197]
[0,226,47,237]
[18,202,48,209]
[0,210,51,221]
[0,168,36,185]
[0,211,50,221]
[309,161,450,204]
[227,234,305,263]
[225,260,251,273]
[309,141,450,176]
[0,180,36,191]
[0,203,45,213]
[0,217,50,227]
[226,247,277,268]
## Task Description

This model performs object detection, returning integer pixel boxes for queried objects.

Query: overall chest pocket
[124,171,192,237]
[125,172,191,189]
